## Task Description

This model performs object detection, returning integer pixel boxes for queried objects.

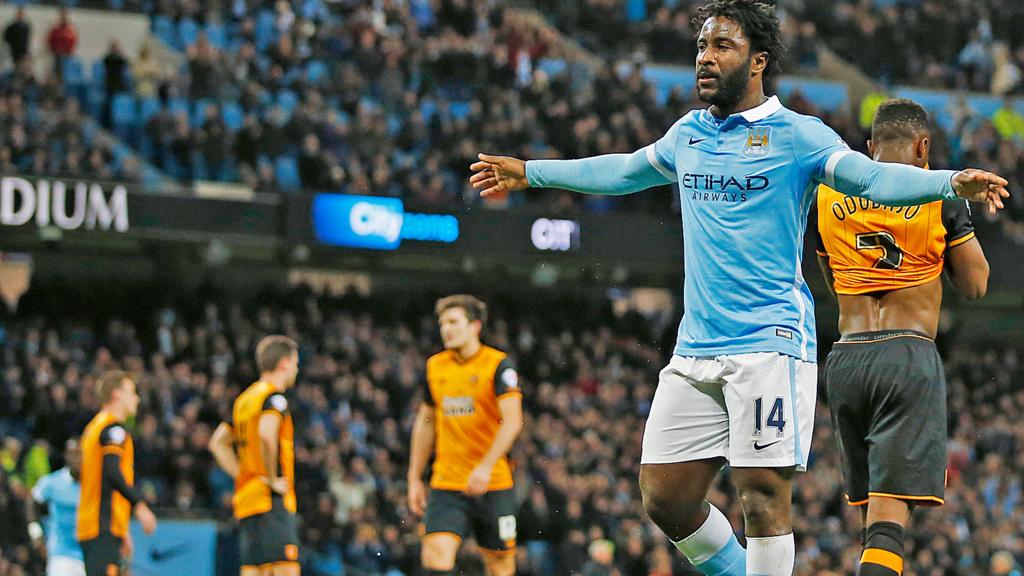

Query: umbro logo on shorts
[753,440,782,451]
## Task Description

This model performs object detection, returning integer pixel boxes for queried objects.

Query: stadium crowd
[2,0,1024,221]
[0,286,1021,575]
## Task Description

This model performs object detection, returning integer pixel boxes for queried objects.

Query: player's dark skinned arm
[208,422,241,479]
[943,237,989,300]
[257,412,287,494]
[817,254,837,300]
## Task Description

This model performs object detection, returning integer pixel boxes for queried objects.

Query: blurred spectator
[101,40,128,128]
[993,97,1024,142]
[3,8,31,65]
[46,9,77,78]
[132,42,162,99]
[10,281,1024,575]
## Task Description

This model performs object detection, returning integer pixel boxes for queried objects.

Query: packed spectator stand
[0,286,1021,575]
[2,0,1023,222]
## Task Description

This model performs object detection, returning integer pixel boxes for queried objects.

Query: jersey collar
[703,95,782,125]
[738,95,782,122]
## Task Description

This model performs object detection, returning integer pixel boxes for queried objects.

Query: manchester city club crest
[744,126,771,157]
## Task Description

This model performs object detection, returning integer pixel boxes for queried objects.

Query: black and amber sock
[423,570,455,576]
[857,521,905,575]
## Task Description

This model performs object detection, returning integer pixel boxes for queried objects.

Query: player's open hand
[407,478,427,517]
[469,154,529,198]
[464,464,492,497]
[135,502,157,535]
[952,169,1010,214]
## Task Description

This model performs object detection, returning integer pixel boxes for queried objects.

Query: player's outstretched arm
[208,422,240,479]
[826,152,1009,212]
[469,147,674,198]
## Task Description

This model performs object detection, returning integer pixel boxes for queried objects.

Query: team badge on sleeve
[744,127,772,157]
[108,426,127,445]
[501,368,519,389]
[270,394,288,412]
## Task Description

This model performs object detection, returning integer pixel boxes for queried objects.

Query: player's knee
[737,483,789,535]
[640,480,704,534]
[421,535,459,571]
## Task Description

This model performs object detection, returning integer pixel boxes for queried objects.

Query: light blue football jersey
[32,467,83,561]
[647,96,850,361]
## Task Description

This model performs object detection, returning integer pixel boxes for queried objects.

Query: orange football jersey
[77,411,134,541]
[816,184,975,294]
[230,381,296,520]
[424,345,521,492]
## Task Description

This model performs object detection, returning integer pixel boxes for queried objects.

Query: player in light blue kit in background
[468,1,1009,575]
[29,438,85,576]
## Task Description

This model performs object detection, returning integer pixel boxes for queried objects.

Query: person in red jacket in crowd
[47,8,77,77]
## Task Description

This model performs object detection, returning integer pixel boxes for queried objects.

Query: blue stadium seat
[91,59,105,90]
[152,15,175,48]
[449,101,471,120]
[138,97,161,123]
[222,102,244,131]
[275,156,301,191]
[204,23,227,50]
[168,97,189,119]
[776,77,848,112]
[178,18,200,49]
[255,11,276,51]
[420,100,437,121]
[111,93,137,128]
[61,57,86,88]
[537,58,567,78]
[306,60,328,84]
[192,98,213,127]
[277,90,299,115]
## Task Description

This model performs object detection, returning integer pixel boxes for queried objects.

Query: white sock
[746,533,794,576]
[673,504,745,575]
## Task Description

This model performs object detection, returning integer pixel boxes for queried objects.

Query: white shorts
[641,353,816,470]
[48,556,86,576]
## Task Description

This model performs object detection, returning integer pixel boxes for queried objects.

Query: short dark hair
[694,0,787,84]
[255,335,298,373]
[872,98,931,143]
[435,294,488,326]
[96,371,132,405]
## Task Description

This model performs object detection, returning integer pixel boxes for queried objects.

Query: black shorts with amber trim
[239,496,300,567]
[424,488,517,551]
[826,330,947,507]
[81,532,123,576]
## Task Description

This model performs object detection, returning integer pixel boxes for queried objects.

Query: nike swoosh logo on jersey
[753,440,782,451]
[689,136,708,145]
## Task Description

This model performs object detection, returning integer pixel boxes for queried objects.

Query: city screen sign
[312,194,459,250]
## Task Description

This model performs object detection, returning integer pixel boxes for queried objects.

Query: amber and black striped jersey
[229,381,296,520]
[816,184,975,294]
[77,411,138,541]
[423,345,521,492]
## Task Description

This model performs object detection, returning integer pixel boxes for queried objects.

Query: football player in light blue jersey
[29,438,86,576]
[468,1,1009,574]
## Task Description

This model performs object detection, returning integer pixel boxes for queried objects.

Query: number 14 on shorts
[753,396,786,438]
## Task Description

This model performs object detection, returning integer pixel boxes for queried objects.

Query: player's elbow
[960,257,990,300]
[960,272,989,300]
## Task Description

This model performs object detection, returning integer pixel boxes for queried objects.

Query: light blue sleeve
[827,152,958,206]
[794,116,958,206]
[525,119,681,195]
[31,474,50,504]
